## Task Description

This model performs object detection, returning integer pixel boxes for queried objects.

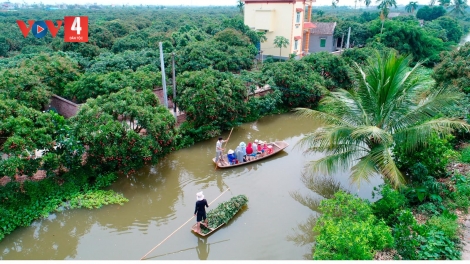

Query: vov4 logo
[16,16,88,42]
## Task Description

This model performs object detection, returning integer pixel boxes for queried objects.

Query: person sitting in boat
[227,149,237,165]
[252,140,259,155]
[259,141,268,157]
[194,191,209,234]
[257,140,265,155]
[246,142,257,161]
[240,142,247,160]
[235,145,246,163]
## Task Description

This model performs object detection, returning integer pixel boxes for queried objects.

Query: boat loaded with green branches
[191,195,248,236]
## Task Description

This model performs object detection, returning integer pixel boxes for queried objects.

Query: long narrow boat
[212,141,289,168]
[191,223,224,237]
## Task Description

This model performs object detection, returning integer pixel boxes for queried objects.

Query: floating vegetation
[61,190,129,210]
[201,195,248,234]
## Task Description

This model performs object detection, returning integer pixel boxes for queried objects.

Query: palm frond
[350,126,394,146]
[388,89,463,132]
[370,145,405,187]
[394,118,470,153]
[294,107,349,127]
[349,154,380,187]
[306,148,364,176]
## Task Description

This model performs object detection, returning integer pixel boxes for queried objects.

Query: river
[459,32,470,46]
[0,113,383,260]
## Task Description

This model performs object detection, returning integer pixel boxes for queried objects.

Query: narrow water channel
[0,113,383,260]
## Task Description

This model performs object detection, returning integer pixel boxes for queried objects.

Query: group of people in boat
[215,137,273,166]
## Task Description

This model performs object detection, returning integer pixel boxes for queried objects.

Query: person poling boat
[215,137,229,166]
[191,194,249,236]
[193,191,209,234]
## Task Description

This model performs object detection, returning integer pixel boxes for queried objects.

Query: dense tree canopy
[416,5,447,21]
[301,52,356,90]
[175,68,248,137]
[70,88,176,175]
[262,60,325,109]
[432,42,470,94]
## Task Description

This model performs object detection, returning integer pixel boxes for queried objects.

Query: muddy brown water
[0,113,383,260]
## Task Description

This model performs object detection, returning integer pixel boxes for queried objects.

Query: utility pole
[346,27,351,49]
[171,52,177,118]
[341,33,344,50]
[259,50,263,67]
[159,42,168,108]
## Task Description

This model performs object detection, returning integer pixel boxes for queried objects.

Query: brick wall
[45,95,80,118]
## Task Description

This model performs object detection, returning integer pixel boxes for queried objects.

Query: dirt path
[463,213,470,260]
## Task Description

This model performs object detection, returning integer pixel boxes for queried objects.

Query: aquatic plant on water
[201,195,248,234]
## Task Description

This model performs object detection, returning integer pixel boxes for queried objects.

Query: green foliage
[301,52,356,90]
[426,212,459,240]
[432,42,470,95]
[334,20,372,46]
[417,229,461,260]
[341,45,395,67]
[371,184,407,226]
[0,171,119,242]
[64,66,161,103]
[297,51,468,187]
[202,194,248,234]
[312,191,394,260]
[176,38,257,73]
[460,146,470,163]
[416,5,447,21]
[63,190,129,210]
[448,174,470,212]
[175,68,248,138]
[368,19,450,66]
[392,209,424,260]
[432,16,463,43]
[394,133,458,178]
[262,60,324,109]
[71,88,176,175]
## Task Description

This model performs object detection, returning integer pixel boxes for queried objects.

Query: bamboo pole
[140,188,230,260]
[145,239,230,259]
[215,127,234,170]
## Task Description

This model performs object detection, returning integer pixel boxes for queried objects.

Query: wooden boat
[191,223,224,237]
[212,141,289,168]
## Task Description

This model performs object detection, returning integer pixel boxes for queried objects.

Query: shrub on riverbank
[312,191,394,260]
[0,171,122,241]
[312,166,470,260]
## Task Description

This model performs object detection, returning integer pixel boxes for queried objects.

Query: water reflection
[288,174,348,259]
[196,237,209,260]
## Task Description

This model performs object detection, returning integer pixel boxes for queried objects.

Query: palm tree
[273,36,289,61]
[438,0,451,6]
[295,51,469,187]
[377,0,397,18]
[405,1,418,13]
[236,0,244,15]
[449,0,468,16]
[365,0,372,7]
[332,0,339,8]
[429,0,436,5]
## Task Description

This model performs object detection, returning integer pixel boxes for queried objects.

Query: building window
[320,38,326,48]
[294,40,298,50]
[296,12,301,23]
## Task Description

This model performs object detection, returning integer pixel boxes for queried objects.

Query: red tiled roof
[296,8,304,12]
[294,36,302,40]
[303,22,316,29]
[243,0,300,3]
